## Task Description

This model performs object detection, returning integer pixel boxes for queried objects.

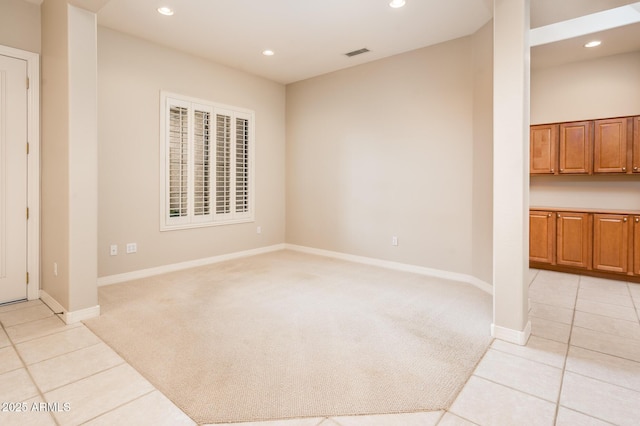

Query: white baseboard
[491,320,532,345]
[285,244,493,295]
[97,244,286,286]
[40,290,100,324]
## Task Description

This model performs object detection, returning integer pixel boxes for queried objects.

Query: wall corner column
[492,0,531,345]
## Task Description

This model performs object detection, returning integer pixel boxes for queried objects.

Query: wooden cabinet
[593,214,629,273]
[634,117,640,173]
[559,121,592,174]
[530,125,558,174]
[556,212,591,269]
[635,216,640,275]
[530,211,555,263]
[594,118,630,173]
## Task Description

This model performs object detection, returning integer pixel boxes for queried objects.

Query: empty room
[1,0,640,425]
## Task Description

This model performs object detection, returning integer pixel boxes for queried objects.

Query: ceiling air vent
[345,48,370,58]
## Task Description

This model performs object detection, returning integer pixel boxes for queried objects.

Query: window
[160,91,254,230]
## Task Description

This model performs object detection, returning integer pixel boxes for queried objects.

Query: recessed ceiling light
[584,40,601,48]
[389,0,406,8]
[157,6,174,16]
[262,50,275,56]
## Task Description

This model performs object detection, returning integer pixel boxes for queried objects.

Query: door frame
[0,45,40,301]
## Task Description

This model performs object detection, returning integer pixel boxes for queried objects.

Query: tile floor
[1,269,639,425]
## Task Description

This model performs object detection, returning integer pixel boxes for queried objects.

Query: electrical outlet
[126,243,137,254]
[257,226,262,234]
[53,262,58,277]
[110,244,118,256]
[392,236,398,246]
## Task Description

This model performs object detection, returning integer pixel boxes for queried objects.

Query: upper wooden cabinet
[593,214,629,273]
[635,216,640,275]
[530,211,555,264]
[593,117,630,173]
[559,121,592,174]
[556,211,591,269]
[531,115,640,175]
[634,116,640,173]
[530,125,558,175]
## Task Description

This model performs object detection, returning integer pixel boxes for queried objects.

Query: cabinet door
[593,214,628,273]
[634,117,640,173]
[635,216,640,275]
[594,118,628,173]
[559,121,592,174]
[556,212,591,268]
[530,211,555,263]
[530,125,558,174]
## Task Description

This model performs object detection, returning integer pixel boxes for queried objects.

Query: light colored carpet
[84,250,493,424]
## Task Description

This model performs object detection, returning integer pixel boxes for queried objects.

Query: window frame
[160,91,255,231]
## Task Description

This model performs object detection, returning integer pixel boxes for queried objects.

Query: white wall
[530,51,640,210]
[97,27,286,277]
[286,37,477,276]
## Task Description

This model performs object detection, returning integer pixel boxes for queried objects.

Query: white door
[0,54,28,304]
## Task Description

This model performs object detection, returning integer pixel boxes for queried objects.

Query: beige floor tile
[331,411,442,426]
[437,413,476,425]
[449,376,556,426]
[529,284,577,309]
[491,335,567,368]
[573,311,640,340]
[566,346,640,392]
[212,418,326,426]
[579,276,630,295]
[16,326,102,365]
[44,363,155,425]
[555,407,611,426]
[560,371,640,426]
[0,300,44,314]
[575,298,638,321]
[0,304,54,328]
[0,346,24,375]
[28,342,124,392]
[534,270,580,286]
[0,368,39,402]
[0,328,10,348]
[82,391,195,425]
[530,302,574,324]
[0,396,58,426]
[571,326,640,362]
[578,288,634,308]
[5,316,82,344]
[473,349,562,402]
[531,316,571,343]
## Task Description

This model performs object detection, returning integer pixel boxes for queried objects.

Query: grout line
[76,389,156,425]
[550,273,581,426]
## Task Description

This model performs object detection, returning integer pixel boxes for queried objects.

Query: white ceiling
[39,0,640,83]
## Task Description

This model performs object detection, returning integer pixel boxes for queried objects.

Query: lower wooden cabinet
[529,211,555,263]
[593,214,629,273]
[556,212,591,269]
[530,208,640,282]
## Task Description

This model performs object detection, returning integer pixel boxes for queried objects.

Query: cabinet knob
[622,167,627,172]
[634,166,639,172]
[560,168,564,172]
[636,217,639,223]
[624,217,628,222]
[548,213,551,217]
[557,213,561,218]
[550,168,554,173]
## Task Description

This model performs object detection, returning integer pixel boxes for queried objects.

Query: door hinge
[26,77,29,90]
[26,207,29,220]
[26,272,29,285]
[27,142,30,154]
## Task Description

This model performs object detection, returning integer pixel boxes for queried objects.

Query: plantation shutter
[168,104,189,219]
[192,106,212,221]
[235,116,250,214]
[215,112,231,216]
